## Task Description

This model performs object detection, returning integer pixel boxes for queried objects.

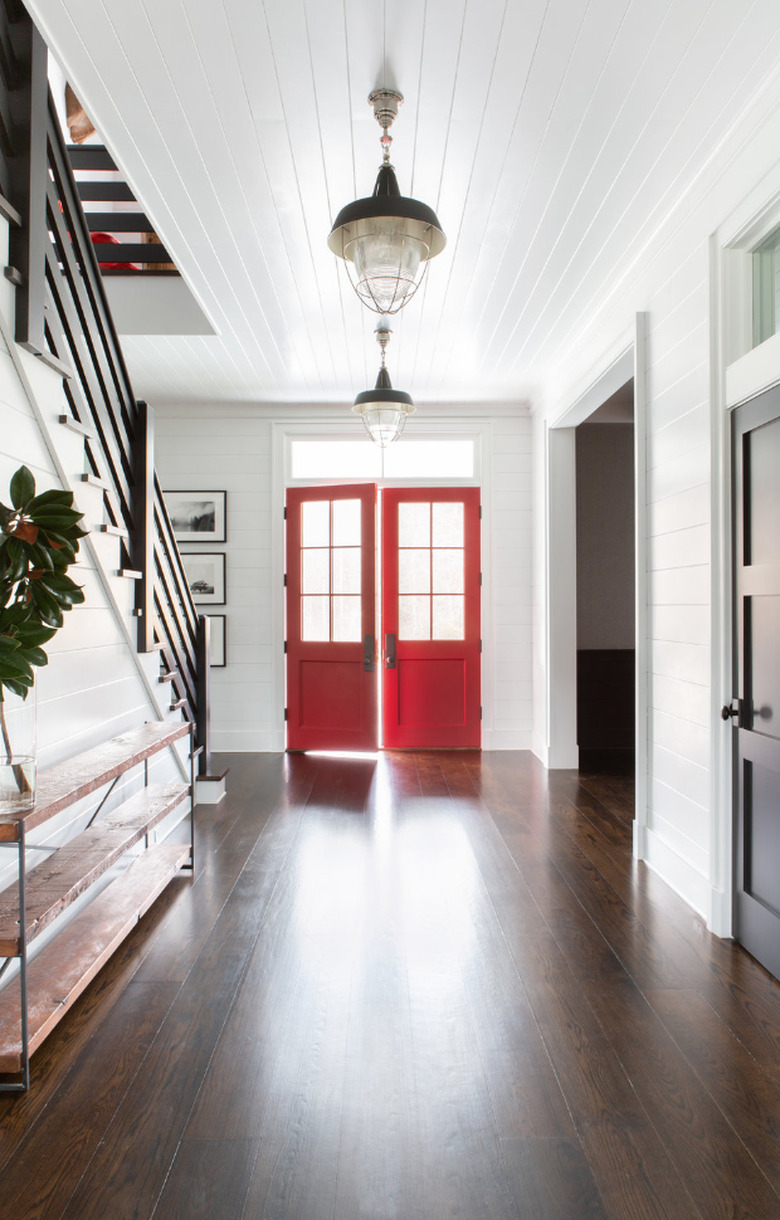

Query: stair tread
[0,783,189,953]
[0,842,191,1072]
[0,722,190,842]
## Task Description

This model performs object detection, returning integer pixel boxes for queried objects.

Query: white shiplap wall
[538,69,780,927]
[154,411,275,751]
[154,404,533,752]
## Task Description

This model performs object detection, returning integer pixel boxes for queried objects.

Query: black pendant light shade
[329,90,446,314]
[352,326,415,446]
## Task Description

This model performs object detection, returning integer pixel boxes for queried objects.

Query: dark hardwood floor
[1,750,779,1219]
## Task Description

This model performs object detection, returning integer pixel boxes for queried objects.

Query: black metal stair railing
[0,4,211,775]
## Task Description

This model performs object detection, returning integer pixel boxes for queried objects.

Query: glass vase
[0,684,37,814]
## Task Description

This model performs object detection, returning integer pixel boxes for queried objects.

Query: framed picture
[165,490,226,543]
[208,615,226,667]
[183,553,226,605]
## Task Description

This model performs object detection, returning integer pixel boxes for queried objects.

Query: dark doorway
[576,381,635,774]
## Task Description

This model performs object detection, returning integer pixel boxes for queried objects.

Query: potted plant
[0,466,86,811]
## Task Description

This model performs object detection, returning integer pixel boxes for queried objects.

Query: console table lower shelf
[0,721,194,1090]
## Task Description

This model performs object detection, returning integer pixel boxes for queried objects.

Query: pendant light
[353,325,415,446]
[328,89,446,314]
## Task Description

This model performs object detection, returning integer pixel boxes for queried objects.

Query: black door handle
[364,635,375,672]
[385,633,396,669]
[721,700,739,721]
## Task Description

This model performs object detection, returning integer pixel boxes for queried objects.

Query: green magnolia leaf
[28,583,63,627]
[28,489,75,511]
[0,652,34,682]
[28,510,84,530]
[9,466,35,510]
[27,543,55,571]
[0,635,21,653]
[13,623,56,646]
[22,646,48,667]
[0,678,31,700]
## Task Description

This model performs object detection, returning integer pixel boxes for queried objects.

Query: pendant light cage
[328,90,446,315]
[352,325,415,446]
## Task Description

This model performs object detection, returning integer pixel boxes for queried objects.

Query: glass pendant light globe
[352,326,415,446]
[329,90,446,315]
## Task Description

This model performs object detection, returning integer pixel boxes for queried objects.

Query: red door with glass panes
[381,488,481,748]
[286,484,377,751]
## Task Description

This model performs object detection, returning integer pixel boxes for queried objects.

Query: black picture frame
[164,489,226,543]
[183,552,226,605]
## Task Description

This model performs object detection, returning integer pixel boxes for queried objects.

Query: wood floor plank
[0,981,177,1220]
[152,1138,260,1220]
[585,976,780,1219]
[1,750,780,1220]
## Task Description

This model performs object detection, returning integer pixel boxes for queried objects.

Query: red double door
[285,485,481,751]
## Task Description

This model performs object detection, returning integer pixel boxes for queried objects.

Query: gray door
[732,386,780,979]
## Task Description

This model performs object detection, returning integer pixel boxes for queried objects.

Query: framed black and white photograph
[183,553,226,605]
[165,490,226,543]
[208,615,226,667]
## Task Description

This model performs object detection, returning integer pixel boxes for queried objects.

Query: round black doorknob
[721,704,738,720]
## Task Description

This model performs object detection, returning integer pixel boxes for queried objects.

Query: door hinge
[283,641,288,653]
[479,639,483,652]
[283,573,287,586]
[284,707,288,721]
[479,571,482,586]
[479,504,482,519]
[479,706,483,719]
[283,506,287,520]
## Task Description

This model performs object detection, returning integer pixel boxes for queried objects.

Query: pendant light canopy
[353,325,415,446]
[329,90,446,315]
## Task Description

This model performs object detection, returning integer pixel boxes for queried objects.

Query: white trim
[725,330,780,406]
[645,827,709,921]
[541,332,643,776]
[710,180,780,937]
[550,345,635,431]
[546,426,578,769]
[633,314,649,861]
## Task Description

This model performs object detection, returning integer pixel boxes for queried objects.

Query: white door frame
[543,315,649,860]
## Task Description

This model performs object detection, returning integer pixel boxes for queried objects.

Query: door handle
[364,635,375,672]
[385,633,396,669]
[721,699,740,723]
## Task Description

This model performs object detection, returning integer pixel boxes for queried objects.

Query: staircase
[0,0,221,1089]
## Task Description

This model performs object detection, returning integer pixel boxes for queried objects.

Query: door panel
[286,484,377,751]
[382,488,480,748]
[733,389,780,979]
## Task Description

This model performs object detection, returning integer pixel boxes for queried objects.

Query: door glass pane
[332,499,361,546]
[432,549,464,594]
[433,595,464,640]
[332,547,361,594]
[399,595,430,640]
[302,596,329,641]
[398,549,430,594]
[398,502,430,547]
[750,595,780,740]
[432,501,464,547]
[753,225,780,348]
[332,596,361,642]
[748,419,780,565]
[302,501,330,548]
[302,548,330,594]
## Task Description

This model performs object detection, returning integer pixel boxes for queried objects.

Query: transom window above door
[290,437,476,481]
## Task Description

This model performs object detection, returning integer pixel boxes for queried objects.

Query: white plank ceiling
[24,0,780,408]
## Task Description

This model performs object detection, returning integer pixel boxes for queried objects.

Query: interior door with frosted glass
[382,488,481,748]
[286,484,377,751]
